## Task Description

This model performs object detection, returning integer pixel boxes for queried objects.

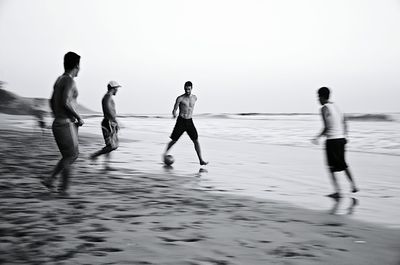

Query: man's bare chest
[180,97,196,108]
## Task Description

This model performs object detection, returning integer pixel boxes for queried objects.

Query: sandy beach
[0,117,399,265]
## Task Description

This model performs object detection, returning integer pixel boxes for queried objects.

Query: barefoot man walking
[163,81,208,165]
[90,81,121,161]
[312,87,359,199]
[42,51,83,194]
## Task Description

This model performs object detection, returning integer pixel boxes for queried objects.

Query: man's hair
[318,87,330,99]
[64,51,81,71]
[184,81,192,88]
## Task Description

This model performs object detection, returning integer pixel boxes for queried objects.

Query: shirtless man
[90,81,120,161]
[41,51,83,194]
[163,81,208,165]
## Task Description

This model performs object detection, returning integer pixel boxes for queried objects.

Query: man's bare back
[51,74,79,121]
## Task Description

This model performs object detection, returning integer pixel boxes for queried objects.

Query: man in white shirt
[312,87,359,199]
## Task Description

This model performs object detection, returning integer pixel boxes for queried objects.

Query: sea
[92,112,400,156]
[4,112,400,156]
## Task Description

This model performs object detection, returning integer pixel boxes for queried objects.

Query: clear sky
[0,0,399,114]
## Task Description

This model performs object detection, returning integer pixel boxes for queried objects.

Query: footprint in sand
[323,231,357,239]
[320,222,344,227]
[89,223,111,232]
[151,226,185,232]
[52,249,79,261]
[78,235,106,243]
[190,257,231,265]
[78,223,111,233]
[270,245,317,258]
[92,247,123,253]
[68,200,89,209]
[159,236,204,243]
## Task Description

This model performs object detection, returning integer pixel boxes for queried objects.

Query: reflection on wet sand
[329,197,359,215]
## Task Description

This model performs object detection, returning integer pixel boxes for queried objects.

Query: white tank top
[323,103,345,139]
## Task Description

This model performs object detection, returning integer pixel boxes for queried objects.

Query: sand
[0,125,399,265]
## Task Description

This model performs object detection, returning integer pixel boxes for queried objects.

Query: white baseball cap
[108,80,121,88]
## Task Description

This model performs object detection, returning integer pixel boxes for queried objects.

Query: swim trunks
[325,138,348,172]
[170,116,198,141]
[52,119,79,158]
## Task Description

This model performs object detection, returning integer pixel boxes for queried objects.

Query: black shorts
[170,116,198,141]
[325,138,348,172]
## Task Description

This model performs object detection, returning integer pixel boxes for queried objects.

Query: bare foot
[90,154,98,161]
[326,192,341,199]
[57,189,70,198]
[41,179,54,191]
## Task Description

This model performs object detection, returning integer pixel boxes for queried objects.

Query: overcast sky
[0,0,399,114]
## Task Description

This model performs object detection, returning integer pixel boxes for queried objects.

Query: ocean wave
[236,112,314,116]
[346,114,395,122]
[84,112,397,122]
[196,113,316,119]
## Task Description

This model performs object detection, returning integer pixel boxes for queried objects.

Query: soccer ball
[164,155,175,166]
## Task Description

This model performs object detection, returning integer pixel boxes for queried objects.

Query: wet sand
[0,127,399,265]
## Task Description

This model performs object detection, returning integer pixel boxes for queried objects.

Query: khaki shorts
[52,119,79,158]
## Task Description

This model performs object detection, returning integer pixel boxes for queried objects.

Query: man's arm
[319,106,329,137]
[49,77,59,117]
[343,114,348,137]
[49,93,55,116]
[172,96,181,118]
[61,79,83,126]
[312,106,328,144]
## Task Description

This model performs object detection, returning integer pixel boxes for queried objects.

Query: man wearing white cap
[90,81,121,160]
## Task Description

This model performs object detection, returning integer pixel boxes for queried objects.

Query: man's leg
[93,120,114,160]
[58,151,78,192]
[164,140,177,156]
[164,117,185,158]
[186,119,208,165]
[105,152,111,162]
[193,139,208,165]
[43,122,76,190]
[327,171,341,198]
[325,140,340,198]
[42,159,63,189]
[91,145,115,160]
[102,152,112,170]
[42,153,77,191]
[91,126,118,160]
[58,160,71,193]
[344,168,358,193]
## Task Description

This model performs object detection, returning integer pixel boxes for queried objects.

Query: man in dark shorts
[90,81,120,161]
[163,81,208,165]
[312,87,359,199]
[41,51,84,194]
